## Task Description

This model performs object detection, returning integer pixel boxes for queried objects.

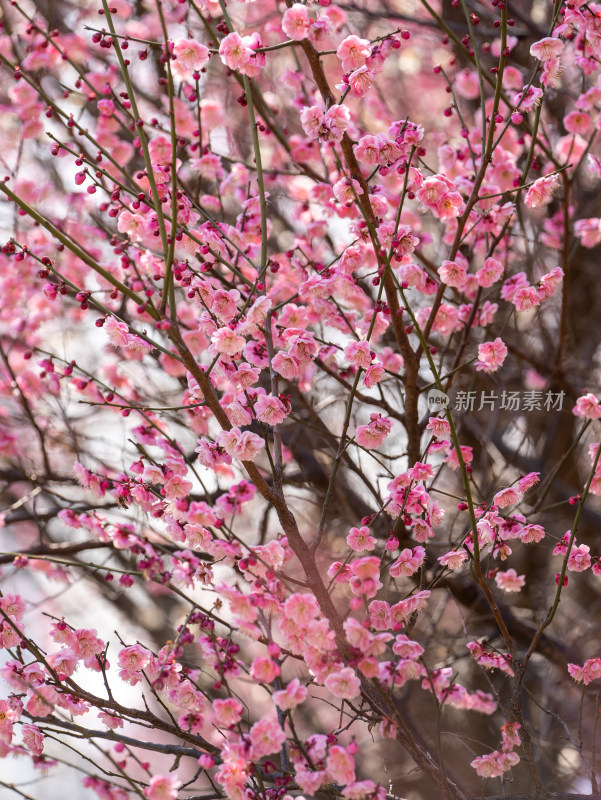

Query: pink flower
[575,218,601,248]
[249,716,286,758]
[354,135,380,166]
[172,39,210,81]
[389,590,431,628]
[333,177,363,205]
[476,338,508,373]
[284,593,320,626]
[438,550,468,570]
[25,685,58,717]
[250,656,280,684]
[218,32,253,71]
[105,316,130,348]
[217,427,264,461]
[327,745,356,786]
[344,340,372,369]
[254,393,288,425]
[300,104,350,142]
[567,543,591,572]
[324,104,350,140]
[369,600,391,630]
[213,697,243,727]
[389,546,425,577]
[211,289,239,323]
[0,699,17,735]
[324,667,361,699]
[47,648,79,678]
[336,35,371,72]
[427,417,450,438]
[282,4,311,40]
[348,66,374,97]
[568,657,601,686]
[436,191,464,220]
[355,414,392,449]
[438,259,468,290]
[519,473,540,493]
[524,175,559,208]
[21,724,44,755]
[495,569,525,593]
[530,36,564,62]
[272,678,308,710]
[211,327,245,357]
[519,524,545,544]
[445,445,473,470]
[118,644,150,684]
[493,485,521,508]
[471,751,514,778]
[144,774,181,800]
[363,363,384,388]
[347,526,377,552]
[272,351,300,380]
[512,286,541,312]
[573,393,601,420]
[164,475,193,500]
[476,257,504,288]
[0,595,25,621]
[349,556,382,598]
[564,110,592,135]
[117,210,146,241]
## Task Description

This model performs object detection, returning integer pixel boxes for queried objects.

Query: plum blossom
[439,550,468,570]
[172,39,210,81]
[363,363,384,388]
[476,257,504,288]
[333,177,363,205]
[574,218,601,248]
[324,667,361,699]
[218,32,252,72]
[211,327,246,357]
[281,4,311,40]
[348,66,374,97]
[471,750,519,778]
[438,259,468,290]
[213,698,243,727]
[21,724,44,755]
[249,717,287,758]
[493,485,521,508]
[254,394,288,425]
[476,338,508,373]
[272,351,300,380]
[344,340,372,369]
[568,657,601,685]
[389,546,425,577]
[495,569,525,592]
[217,427,264,462]
[117,210,146,241]
[567,543,591,572]
[445,445,473,470]
[346,526,377,552]
[524,174,559,208]
[272,678,308,710]
[327,745,356,785]
[355,414,392,449]
[572,393,601,420]
[104,316,130,348]
[336,35,371,72]
[144,774,181,800]
[530,37,564,62]
[300,104,350,142]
